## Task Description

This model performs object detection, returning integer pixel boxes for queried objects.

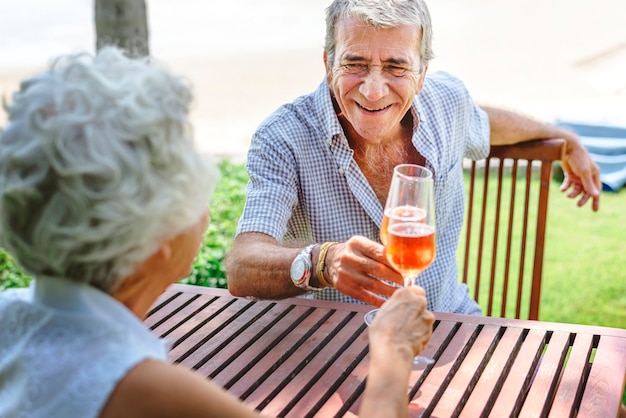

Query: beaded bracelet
[316,241,338,288]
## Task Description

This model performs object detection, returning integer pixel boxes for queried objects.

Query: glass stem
[403,274,416,288]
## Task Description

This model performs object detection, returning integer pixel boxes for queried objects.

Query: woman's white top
[0,277,169,418]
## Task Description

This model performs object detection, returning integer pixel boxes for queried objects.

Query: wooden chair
[459,139,565,320]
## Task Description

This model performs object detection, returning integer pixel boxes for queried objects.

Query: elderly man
[225,0,600,314]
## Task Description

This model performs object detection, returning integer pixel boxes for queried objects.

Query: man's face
[326,17,427,145]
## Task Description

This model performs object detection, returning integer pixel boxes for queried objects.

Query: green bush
[0,250,32,290]
[0,159,248,290]
[179,159,248,288]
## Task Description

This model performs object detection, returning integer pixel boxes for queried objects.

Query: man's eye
[343,63,368,74]
[385,66,409,77]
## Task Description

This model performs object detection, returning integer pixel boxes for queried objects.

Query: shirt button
[338,168,345,175]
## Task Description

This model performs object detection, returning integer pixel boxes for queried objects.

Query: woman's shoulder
[0,290,171,418]
[0,289,47,343]
[0,287,30,302]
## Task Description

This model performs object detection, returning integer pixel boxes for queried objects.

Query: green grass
[458,166,625,329]
[541,184,626,328]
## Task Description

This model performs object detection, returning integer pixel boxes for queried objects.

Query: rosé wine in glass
[385,222,435,287]
[380,206,426,246]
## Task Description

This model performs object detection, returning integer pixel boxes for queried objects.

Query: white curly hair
[0,47,218,292]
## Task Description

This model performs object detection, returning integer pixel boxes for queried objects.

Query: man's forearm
[481,105,579,147]
[225,232,307,299]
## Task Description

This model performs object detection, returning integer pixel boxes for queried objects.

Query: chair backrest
[460,139,564,320]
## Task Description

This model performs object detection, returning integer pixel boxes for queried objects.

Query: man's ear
[323,50,333,86]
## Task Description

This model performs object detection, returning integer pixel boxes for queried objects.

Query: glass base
[412,355,435,365]
[364,309,379,326]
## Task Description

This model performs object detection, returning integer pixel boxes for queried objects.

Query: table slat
[167,297,259,364]
[145,290,204,331]
[520,330,571,417]
[267,314,369,417]
[236,307,350,407]
[415,322,480,415]
[151,294,227,340]
[459,326,524,417]
[195,303,316,384]
[578,335,626,418]
[488,328,546,417]
[548,332,594,418]
[432,324,501,416]
[406,319,458,415]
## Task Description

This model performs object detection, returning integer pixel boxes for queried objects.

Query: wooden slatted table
[146,284,626,417]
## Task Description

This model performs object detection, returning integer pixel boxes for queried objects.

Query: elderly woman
[0,47,433,418]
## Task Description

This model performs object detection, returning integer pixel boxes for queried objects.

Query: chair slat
[461,139,565,320]
[501,159,518,317]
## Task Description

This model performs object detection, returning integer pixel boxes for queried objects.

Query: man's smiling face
[325,17,427,145]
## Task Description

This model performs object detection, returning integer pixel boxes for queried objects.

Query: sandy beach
[1,0,625,159]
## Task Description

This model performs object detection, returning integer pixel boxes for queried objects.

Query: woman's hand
[360,286,435,418]
[369,285,434,360]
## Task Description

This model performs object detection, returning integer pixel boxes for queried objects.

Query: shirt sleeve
[425,71,490,161]
[465,103,490,161]
[446,72,490,160]
[235,114,300,242]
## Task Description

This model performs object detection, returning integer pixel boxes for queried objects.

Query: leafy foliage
[0,250,32,291]
[179,160,248,288]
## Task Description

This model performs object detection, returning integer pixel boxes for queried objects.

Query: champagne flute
[364,164,435,365]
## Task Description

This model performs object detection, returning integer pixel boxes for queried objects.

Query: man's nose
[359,67,389,102]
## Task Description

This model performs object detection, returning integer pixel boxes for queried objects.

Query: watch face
[290,257,306,283]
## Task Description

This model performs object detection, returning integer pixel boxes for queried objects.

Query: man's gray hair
[325,0,434,69]
[0,47,217,292]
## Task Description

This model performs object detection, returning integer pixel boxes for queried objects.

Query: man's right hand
[324,235,405,307]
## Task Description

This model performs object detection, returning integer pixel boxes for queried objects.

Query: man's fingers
[577,193,590,207]
[567,184,583,198]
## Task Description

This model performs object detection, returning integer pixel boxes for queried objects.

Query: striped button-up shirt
[236,71,489,314]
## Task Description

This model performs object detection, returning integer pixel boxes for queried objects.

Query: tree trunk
[95,0,150,57]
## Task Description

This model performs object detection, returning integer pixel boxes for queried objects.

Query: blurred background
[2,0,625,157]
[1,0,625,328]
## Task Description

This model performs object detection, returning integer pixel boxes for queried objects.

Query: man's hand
[481,105,602,212]
[560,131,601,211]
[324,235,404,306]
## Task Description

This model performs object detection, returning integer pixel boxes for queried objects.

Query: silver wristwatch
[290,244,323,291]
